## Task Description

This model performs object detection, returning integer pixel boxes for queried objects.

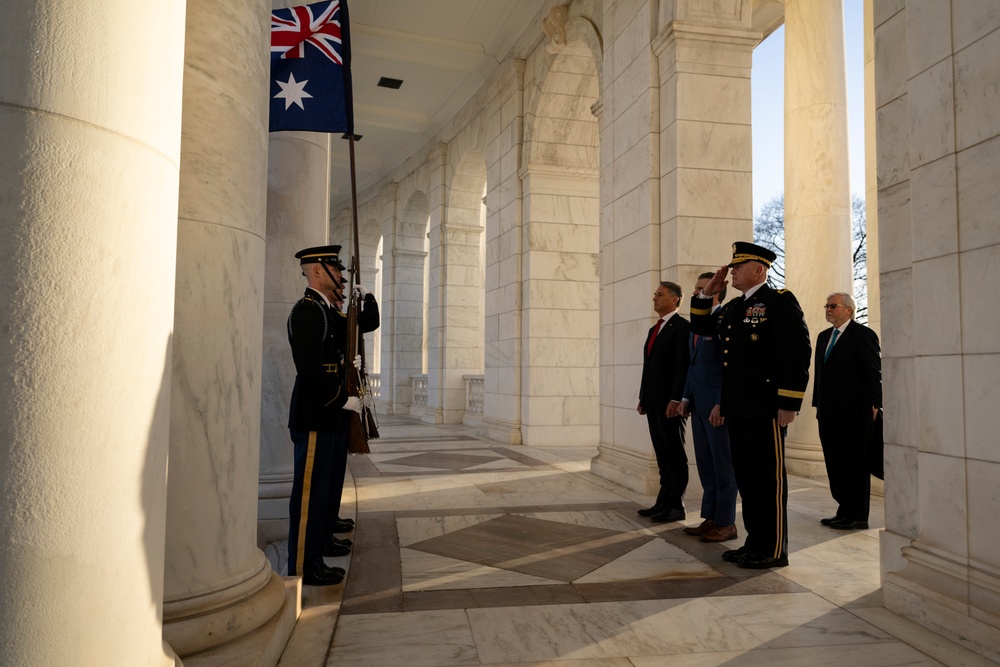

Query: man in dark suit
[636,281,691,523]
[690,243,811,569]
[813,291,882,530]
[286,245,363,586]
[680,273,738,543]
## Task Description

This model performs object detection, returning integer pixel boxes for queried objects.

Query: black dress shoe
[327,535,353,547]
[830,519,869,530]
[322,564,346,576]
[637,503,666,517]
[302,565,345,586]
[338,516,355,526]
[322,541,351,557]
[331,519,355,533]
[650,508,685,523]
[722,545,750,563]
[738,554,788,569]
[820,515,842,525]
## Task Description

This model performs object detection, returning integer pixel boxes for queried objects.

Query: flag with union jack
[269,0,354,133]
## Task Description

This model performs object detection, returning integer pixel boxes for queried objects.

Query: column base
[258,476,293,544]
[478,417,522,445]
[163,556,286,658]
[884,543,1000,662]
[590,444,658,496]
[784,438,828,478]
[178,576,300,667]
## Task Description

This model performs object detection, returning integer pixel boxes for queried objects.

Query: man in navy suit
[680,273,738,543]
[636,281,691,523]
[813,292,882,530]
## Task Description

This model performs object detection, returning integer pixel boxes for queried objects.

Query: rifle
[343,135,379,454]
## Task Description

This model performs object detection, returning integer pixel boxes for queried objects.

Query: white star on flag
[274,73,313,110]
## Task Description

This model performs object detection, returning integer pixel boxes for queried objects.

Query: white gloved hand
[354,284,369,299]
[362,393,374,410]
[353,354,362,371]
[342,396,361,414]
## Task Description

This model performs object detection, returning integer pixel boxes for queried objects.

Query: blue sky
[751,0,865,216]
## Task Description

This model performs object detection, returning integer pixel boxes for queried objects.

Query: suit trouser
[690,412,737,526]
[728,417,787,559]
[288,428,348,576]
[645,411,688,510]
[818,405,872,521]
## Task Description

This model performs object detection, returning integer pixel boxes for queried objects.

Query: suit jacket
[639,313,691,413]
[812,320,881,415]
[682,330,724,416]
[287,288,349,431]
[689,284,811,419]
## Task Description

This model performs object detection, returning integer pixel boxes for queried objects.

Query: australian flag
[269,0,354,133]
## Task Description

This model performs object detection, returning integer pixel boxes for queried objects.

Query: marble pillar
[593,7,757,493]
[427,146,488,425]
[162,0,291,660]
[381,246,428,415]
[863,0,881,337]
[782,0,853,477]
[480,61,526,446]
[259,131,331,545]
[875,0,1000,658]
[0,2,185,665]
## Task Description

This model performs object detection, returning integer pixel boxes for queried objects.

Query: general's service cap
[728,241,776,268]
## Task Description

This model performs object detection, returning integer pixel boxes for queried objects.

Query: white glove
[362,393,374,410]
[354,284,369,299]
[342,396,361,414]
[353,354,362,371]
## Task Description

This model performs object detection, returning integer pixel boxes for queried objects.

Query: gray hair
[828,292,856,319]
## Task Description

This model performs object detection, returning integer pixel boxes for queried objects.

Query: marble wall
[875,0,1000,659]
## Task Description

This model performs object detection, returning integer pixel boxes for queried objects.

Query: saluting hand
[702,266,729,297]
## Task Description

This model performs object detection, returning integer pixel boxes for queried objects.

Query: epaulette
[777,289,790,294]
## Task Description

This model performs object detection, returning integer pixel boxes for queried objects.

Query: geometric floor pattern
[275,415,997,667]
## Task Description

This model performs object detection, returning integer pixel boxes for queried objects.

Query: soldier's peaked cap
[728,241,776,268]
[295,245,346,270]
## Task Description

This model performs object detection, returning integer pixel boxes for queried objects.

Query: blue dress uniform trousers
[288,428,348,577]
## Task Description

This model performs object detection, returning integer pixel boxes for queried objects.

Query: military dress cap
[295,244,346,270]
[728,241,777,268]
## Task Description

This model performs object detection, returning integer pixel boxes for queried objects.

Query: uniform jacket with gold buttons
[689,284,811,419]
[287,288,349,431]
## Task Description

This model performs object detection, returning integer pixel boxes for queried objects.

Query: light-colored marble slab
[396,514,503,547]
[704,592,895,648]
[329,609,479,667]
[629,642,945,666]
[277,605,337,667]
[513,510,647,534]
[467,598,762,663]
[574,538,722,584]
[401,549,559,591]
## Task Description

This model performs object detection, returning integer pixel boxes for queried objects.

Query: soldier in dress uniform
[690,242,811,569]
[286,245,363,586]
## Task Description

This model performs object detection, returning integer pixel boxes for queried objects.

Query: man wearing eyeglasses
[813,292,882,530]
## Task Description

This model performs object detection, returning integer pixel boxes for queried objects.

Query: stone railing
[411,374,428,407]
[367,373,380,399]
[464,375,484,414]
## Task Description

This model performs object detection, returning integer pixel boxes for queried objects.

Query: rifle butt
[346,413,370,454]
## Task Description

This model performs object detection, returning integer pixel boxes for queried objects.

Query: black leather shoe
[322,564,346,576]
[302,565,345,586]
[738,554,789,569]
[322,541,351,557]
[327,535,353,547]
[722,546,750,563]
[650,508,685,523]
[830,519,869,530]
[331,519,354,533]
[637,503,666,517]
[820,515,842,525]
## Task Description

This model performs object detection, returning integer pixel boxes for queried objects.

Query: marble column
[259,131,331,545]
[593,8,757,492]
[162,0,292,660]
[0,1,185,665]
[480,61,525,446]
[782,0,853,477]
[863,0,881,337]
[381,247,428,415]
[426,146,487,425]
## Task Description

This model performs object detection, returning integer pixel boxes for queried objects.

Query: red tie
[647,320,663,355]
[693,333,700,347]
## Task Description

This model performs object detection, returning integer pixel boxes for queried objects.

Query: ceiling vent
[377,76,404,90]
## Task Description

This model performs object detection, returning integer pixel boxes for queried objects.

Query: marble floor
[276,415,996,667]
